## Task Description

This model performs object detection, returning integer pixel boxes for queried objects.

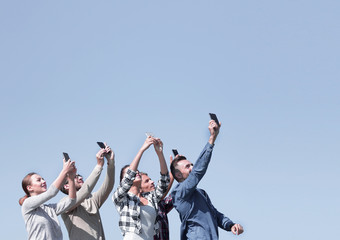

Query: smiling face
[141,174,155,193]
[27,174,47,196]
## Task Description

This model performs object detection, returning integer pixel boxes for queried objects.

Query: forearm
[94,160,115,207]
[52,169,69,190]
[130,148,145,171]
[157,151,168,175]
[208,135,217,145]
[67,176,76,200]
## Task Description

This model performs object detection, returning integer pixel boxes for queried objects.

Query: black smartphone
[63,152,70,161]
[97,142,106,149]
[172,149,179,157]
[209,113,220,126]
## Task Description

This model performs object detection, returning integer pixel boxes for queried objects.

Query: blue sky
[1,1,339,239]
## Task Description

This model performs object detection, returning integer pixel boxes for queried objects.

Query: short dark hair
[60,174,82,195]
[120,164,130,183]
[170,155,187,182]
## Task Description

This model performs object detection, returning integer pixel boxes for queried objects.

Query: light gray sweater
[61,158,115,240]
[21,184,76,240]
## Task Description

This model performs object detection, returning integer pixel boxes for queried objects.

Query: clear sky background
[1,1,339,239]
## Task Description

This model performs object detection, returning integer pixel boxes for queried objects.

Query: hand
[96,148,106,167]
[141,136,154,151]
[63,159,76,175]
[68,165,77,179]
[231,224,244,235]
[153,138,163,153]
[208,120,221,145]
[104,144,115,165]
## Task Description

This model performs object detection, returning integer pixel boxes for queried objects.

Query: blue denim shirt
[172,142,234,240]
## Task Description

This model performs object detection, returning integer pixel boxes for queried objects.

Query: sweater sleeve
[92,157,115,208]
[55,196,76,215]
[22,184,59,214]
[72,165,103,208]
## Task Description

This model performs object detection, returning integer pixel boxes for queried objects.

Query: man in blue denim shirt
[170,119,244,240]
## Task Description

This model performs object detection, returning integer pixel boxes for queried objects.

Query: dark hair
[120,164,130,183]
[170,155,187,181]
[60,174,82,195]
[19,172,36,206]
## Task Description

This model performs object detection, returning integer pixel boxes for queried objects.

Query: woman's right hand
[141,136,154,151]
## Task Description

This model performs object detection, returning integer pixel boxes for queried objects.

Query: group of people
[19,118,244,240]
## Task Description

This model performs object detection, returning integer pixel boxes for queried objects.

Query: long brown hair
[19,172,36,206]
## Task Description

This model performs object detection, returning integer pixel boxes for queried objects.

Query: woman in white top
[113,136,170,240]
[19,158,77,240]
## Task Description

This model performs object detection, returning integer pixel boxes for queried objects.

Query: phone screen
[172,149,179,156]
[209,113,220,126]
[63,152,70,161]
[97,142,106,149]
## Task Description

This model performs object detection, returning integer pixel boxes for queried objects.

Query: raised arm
[153,138,168,175]
[113,137,153,204]
[65,149,105,212]
[175,120,220,199]
[23,159,75,212]
[56,166,77,214]
[53,159,76,190]
[130,136,154,171]
[93,144,116,208]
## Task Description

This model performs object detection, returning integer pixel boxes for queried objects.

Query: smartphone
[97,142,106,149]
[172,149,179,157]
[63,152,70,161]
[145,132,154,137]
[209,113,220,126]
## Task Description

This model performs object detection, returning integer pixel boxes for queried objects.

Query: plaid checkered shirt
[112,168,170,236]
[154,195,173,240]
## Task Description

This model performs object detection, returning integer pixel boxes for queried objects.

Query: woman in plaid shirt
[112,136,170,240]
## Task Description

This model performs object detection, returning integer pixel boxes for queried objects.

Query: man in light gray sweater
[61,144,115,240]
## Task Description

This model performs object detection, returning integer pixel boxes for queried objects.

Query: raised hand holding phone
[63,152,70,162]
[97,142,106,149]
[209,113,220,127]
[172,149,179,157]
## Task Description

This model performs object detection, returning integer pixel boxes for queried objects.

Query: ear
[175,169,183,181]
[26,185,33,192]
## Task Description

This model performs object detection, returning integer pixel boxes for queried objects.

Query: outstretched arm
[113,137,153,204]
[65,149,105,212]
[175,120,220,199]
[153,138,168,175]
[130,136,154,171]
[93,144,116,208]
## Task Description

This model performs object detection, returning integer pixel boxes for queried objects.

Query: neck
[129,185,142,197]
